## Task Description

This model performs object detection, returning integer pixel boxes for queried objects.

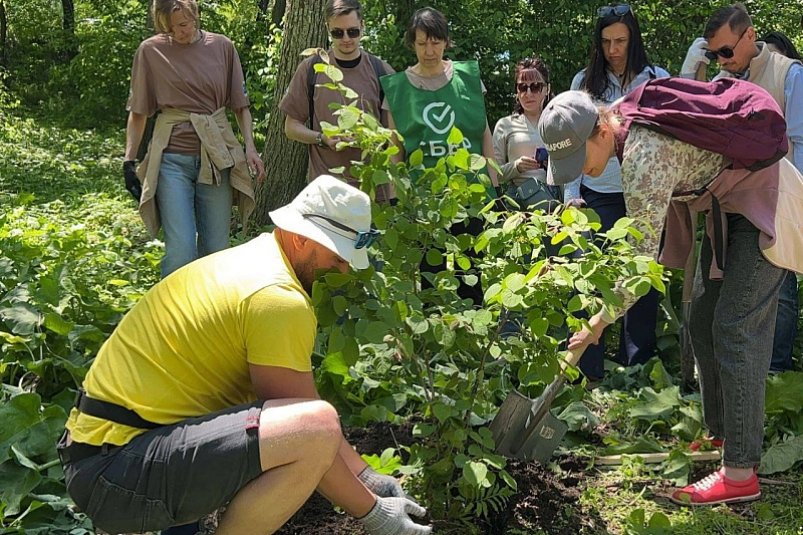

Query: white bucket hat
[269,175,376,269]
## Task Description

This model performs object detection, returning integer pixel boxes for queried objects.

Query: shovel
[489,348,583,463]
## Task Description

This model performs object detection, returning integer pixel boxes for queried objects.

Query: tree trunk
[60,0,78,62]
[0,0,7,68]
[254,0,327,225]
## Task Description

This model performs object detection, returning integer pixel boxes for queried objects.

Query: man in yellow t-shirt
[58,174,432,535]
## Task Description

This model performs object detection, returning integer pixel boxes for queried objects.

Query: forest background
[1,0,802,534]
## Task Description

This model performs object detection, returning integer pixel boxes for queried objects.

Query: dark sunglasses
[303,213,379,250]
[516,82,546,94]
[704,28,748,61]
[597,4,631,18]
[330,27,361,39]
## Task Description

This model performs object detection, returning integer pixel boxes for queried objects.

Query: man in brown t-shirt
[279,0,394,200]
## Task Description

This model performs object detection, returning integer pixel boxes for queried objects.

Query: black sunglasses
[516,82,546,94]
[597,4,631,18]
[303,213,379,250]
[704,28,748,61]
[330,27,361,39]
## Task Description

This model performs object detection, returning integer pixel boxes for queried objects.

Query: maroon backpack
[615,77,788,171]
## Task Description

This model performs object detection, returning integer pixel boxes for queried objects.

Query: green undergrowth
[1,105,160,533]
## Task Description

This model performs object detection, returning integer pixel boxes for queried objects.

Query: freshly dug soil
[275,423,602,535]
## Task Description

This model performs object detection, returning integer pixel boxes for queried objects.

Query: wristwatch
[315,132,325,147]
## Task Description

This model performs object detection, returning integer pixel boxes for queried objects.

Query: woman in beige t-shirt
[123,0,265,278]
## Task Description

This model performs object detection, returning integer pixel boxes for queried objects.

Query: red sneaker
[670,470,760,505]
[689,437,724,452]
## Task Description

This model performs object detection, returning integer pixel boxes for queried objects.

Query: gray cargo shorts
[62,401,263,534]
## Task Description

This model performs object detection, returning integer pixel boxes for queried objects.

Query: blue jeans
[770,271,799,372]
[578,186,659,379]
[689,214,784,468]
[156,153,233,278]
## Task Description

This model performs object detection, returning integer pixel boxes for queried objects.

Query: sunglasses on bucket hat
[597,4,631,18]
[330,27,361,39]
[704,27,748,61]
[303,213,379,250]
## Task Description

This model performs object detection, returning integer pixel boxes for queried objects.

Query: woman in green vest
[380,7,498,306]
[380,7,498,187]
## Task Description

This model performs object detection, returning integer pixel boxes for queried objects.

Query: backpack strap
[307,54,320,128]
[366,53,386,107]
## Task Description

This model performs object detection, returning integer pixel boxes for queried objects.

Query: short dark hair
[703,3,752,39]
[324,0,362,21]
[582,6,652,99]
[404,7,451,49]
[761,30,802,61]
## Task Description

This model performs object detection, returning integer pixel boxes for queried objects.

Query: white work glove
[358,497,433,535]
[681,37,710,78]
[359,467,406,498]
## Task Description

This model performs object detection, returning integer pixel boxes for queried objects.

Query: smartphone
[534,147,549,170]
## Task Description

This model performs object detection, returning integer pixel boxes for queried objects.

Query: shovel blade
[490,390,567,463]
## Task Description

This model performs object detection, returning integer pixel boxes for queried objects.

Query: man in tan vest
[681,3,802,374]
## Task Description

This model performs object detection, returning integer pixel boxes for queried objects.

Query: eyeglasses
[303,213,379,249]
[516,82,546,94]
[597,5,631,18]
[329,27,361,39]
[704,28,748,61]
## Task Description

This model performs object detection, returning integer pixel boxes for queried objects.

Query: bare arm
[249,364,374,517]
[482,123,499,187]
[125,112,148,161]
[284,115,340,151]
[234,107,266,183]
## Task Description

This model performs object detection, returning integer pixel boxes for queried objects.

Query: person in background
[280,0,395,202]
[681,5,802,373]
[762,30,801,372]
[124,0,265,278]
[380,6,499,306]
[493,56,561,210]
[564,4,669,380]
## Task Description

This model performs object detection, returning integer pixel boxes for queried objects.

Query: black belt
[58,390,162,465]
[75,389,161,430]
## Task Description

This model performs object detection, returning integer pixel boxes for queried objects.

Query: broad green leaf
[759,434,803,474]
[462,461,488,487]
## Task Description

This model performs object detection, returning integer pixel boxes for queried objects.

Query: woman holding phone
[493,56,561,210]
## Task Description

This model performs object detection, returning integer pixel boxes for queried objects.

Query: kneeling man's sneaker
[670,469,760,505]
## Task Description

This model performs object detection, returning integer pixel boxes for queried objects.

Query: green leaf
[0,303,41,335]
[628,386,681,421]
[409,149,424,167]
[759,434,803,474]
[462,461,488,487]
[446,127,464,146]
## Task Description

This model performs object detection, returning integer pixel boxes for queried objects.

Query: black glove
[123,160,143,202]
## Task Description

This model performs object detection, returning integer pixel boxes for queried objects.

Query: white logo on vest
[422,102,456,135]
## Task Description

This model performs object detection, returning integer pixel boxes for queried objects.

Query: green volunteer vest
[381,61,488,171]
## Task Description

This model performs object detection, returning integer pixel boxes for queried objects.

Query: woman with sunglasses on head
[539,88,803,506]
[124,0,265,279]
[563,4,669,380]
[493,56,561,211]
